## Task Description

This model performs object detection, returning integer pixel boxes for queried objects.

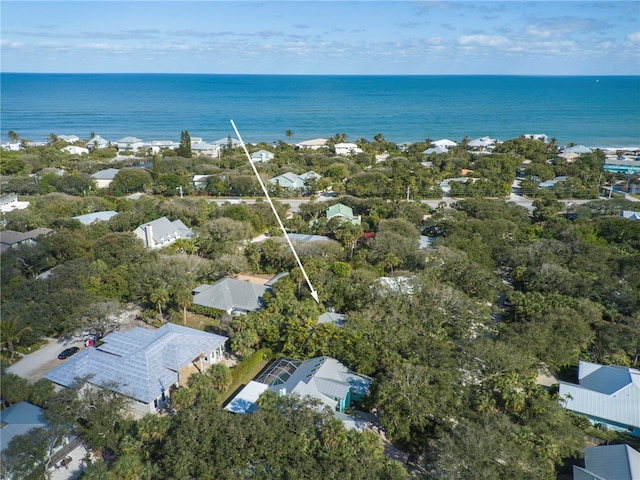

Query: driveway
[7,336,86,383]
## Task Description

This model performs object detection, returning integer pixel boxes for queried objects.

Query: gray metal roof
[559,362,640,429]
[318,312,346,327]
[91,168,119,179]
[134,216,193,247]
[574,444,640,480]
[263,356,372,406]
[288,233,331,243]
[44,324,227,404]
[192,278,272,313]
[73,211,118,225]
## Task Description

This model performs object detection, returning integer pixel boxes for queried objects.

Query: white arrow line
[230,120,319,303]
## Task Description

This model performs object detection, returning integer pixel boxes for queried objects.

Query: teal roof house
[1,402,46,452]
[559,361,640,437]
[326,203,361,225]
[269,172,306,191]
[44,324,228,416]
[573,444,640,480]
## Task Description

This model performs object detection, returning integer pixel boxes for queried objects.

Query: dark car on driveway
[57,347,80,360]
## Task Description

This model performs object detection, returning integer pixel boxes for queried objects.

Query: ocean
[2,74,639,148]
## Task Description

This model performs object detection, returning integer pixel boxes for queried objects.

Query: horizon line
[3,71,639,78]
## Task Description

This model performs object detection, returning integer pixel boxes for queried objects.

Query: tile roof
[44,324,227,404]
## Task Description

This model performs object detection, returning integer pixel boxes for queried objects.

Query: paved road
[7,336,85,383]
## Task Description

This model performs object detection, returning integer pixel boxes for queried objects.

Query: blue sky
[2,1,639,75]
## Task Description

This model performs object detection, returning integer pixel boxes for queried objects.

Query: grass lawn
[184,312,220,331]
[220,357,270,406]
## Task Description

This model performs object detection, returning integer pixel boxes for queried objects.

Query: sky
[1,1,639,75]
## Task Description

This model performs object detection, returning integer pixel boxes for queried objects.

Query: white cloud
[457,34,509,47]
[0,39,25,48]
[626,31,640,43]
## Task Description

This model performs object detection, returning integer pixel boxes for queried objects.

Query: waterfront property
[559,361,640,437]
[44,324,228,416]
[604,156,640,174]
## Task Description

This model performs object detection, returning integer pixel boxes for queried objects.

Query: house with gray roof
[115,136,145,153]
[133,216,194,249]
[44,324,228,416]
[225,356,371,421]
[73,210,118,225]
[573,444,640,480]
[559,361,640,437]
[192,277,273,315]
[91,168,120,188]
[1,402,46,452]
[0,228,53,254]
[318,312,346,327]
[539,176,568,189]
[622,211,640,221]
[191,142,220,157]
[251,149,275,163]
[86,134,110,150]
[288,233,331,243]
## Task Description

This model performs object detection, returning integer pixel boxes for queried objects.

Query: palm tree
[285,129,294,141]
[7,130,19,142]
[149,288,169,322]
[175,288,192,325]
[0,319,32,359]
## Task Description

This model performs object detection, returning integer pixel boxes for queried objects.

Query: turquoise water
[2,74,639,147]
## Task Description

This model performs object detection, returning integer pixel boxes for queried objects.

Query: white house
[2,142,22,151]
[61,145,89,155]
[191,142,220,157]
[296,138,328,150]
[432,139,458,148]
[147,140,178,155]
[0,194,30,213]
[251,149,275,163]
[91,168,120,188]
[133,216,194,249]
[57,135,80,143]
[44,324,228,416]
[334,143,363,156]
[86,135,110,150]
[116,136,145,153]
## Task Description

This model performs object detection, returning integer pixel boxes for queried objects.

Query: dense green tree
[177,130,192,158]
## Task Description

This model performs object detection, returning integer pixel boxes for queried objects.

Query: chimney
[145,224,154,248]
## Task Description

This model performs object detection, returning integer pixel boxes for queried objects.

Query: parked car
[57,347,80,360]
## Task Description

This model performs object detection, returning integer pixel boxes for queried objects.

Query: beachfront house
[86,135,110,151]
[334,143,363,156]
[91,168,120,188]
[133,216,194,249]
[296,138,328,150]
[212,137,242,149]
[116,136,145,153]
[467,136,498,152]
[44,323,228,416]
[192,277,273,315]
[604,157,640,175]
[251,149,275,163]
[57,135,80,143]
[423,145,448,156]
[191,142,220,157]
[558,361,640,437]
